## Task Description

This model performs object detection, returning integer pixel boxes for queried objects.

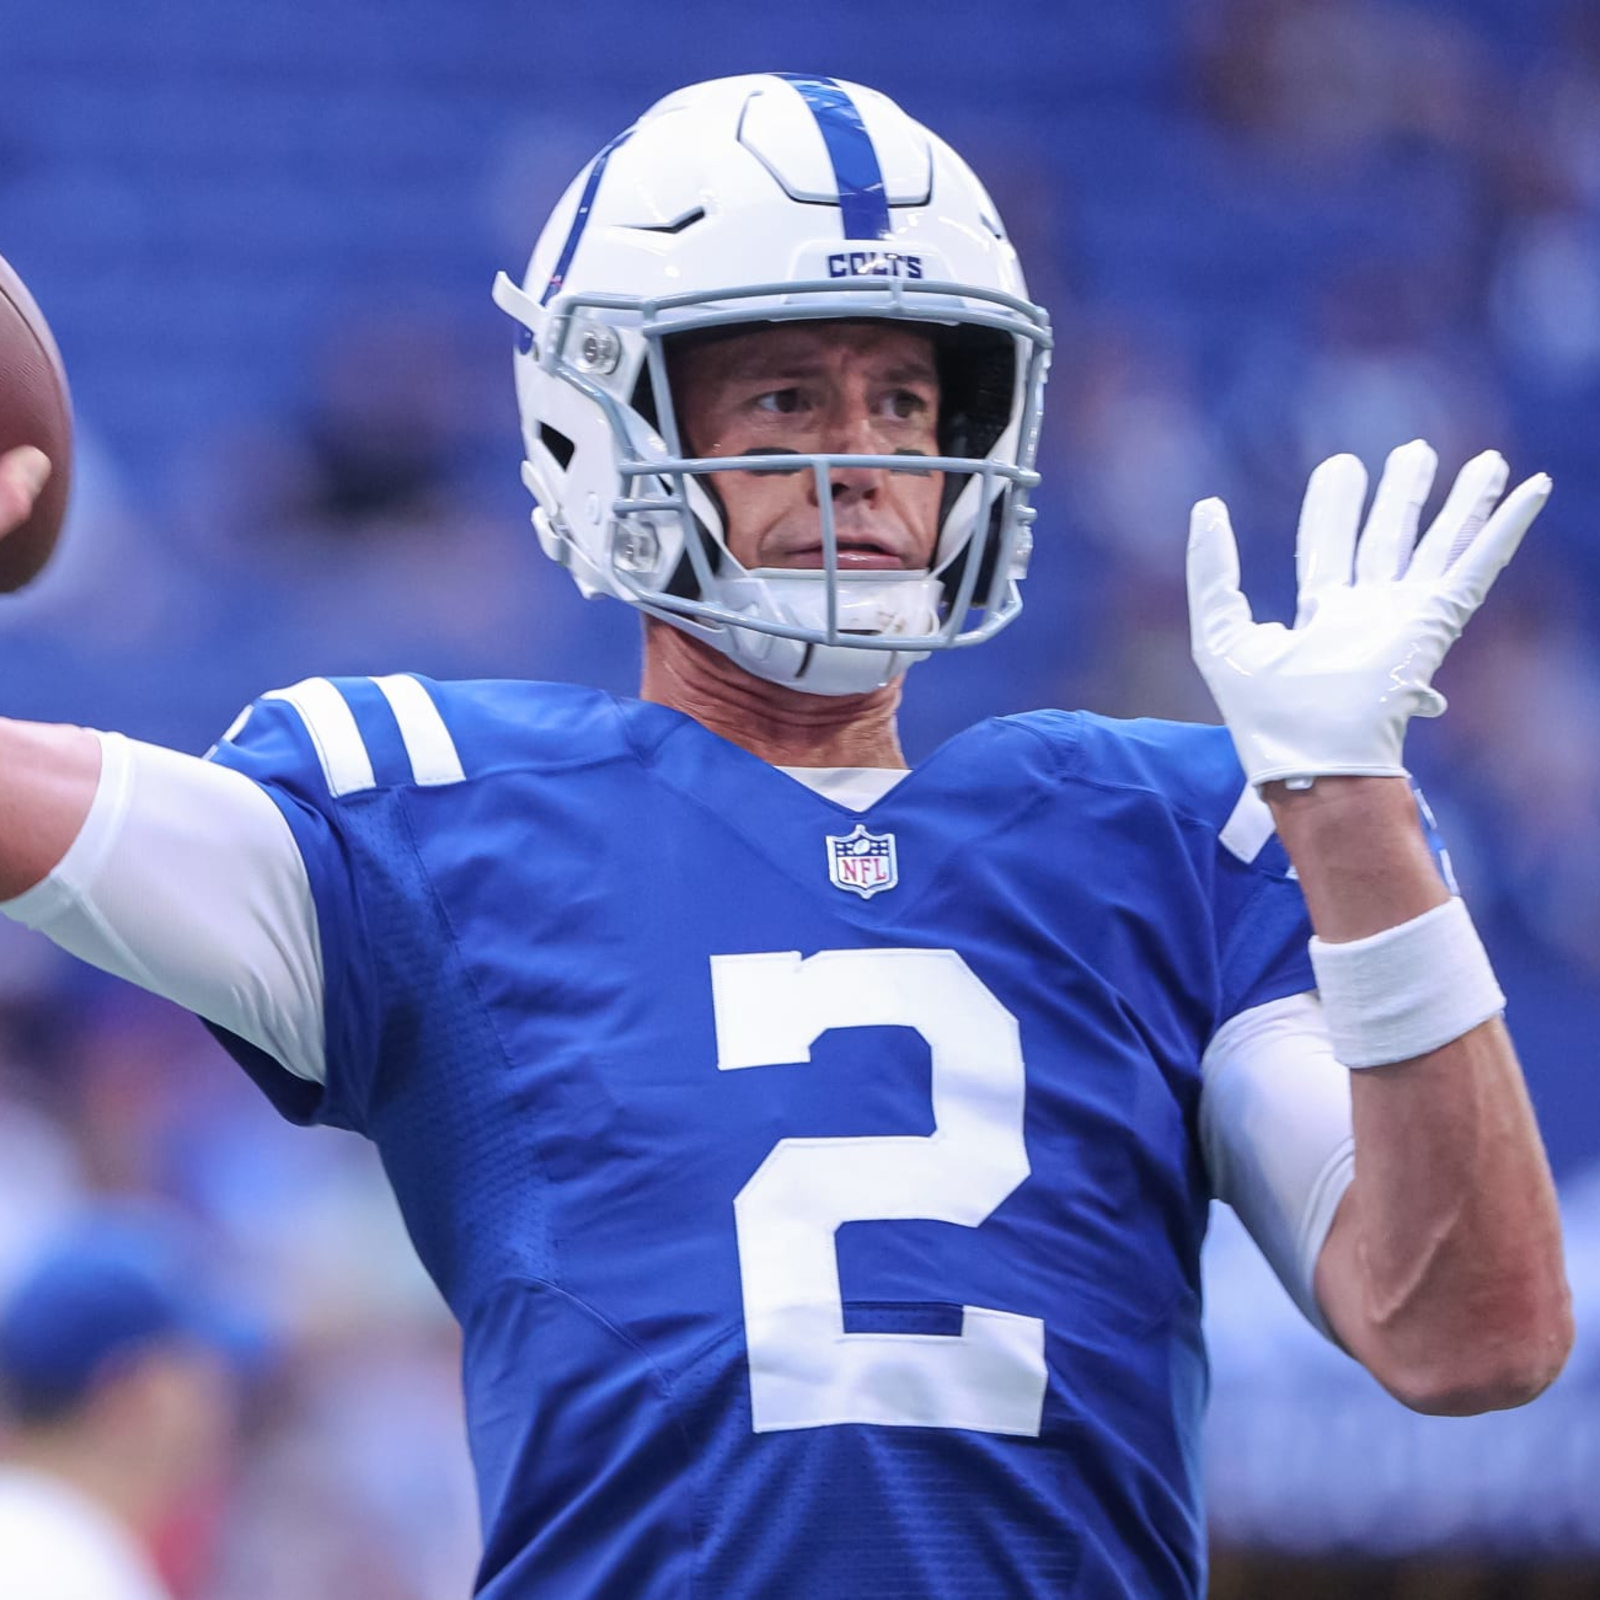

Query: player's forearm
[0,717,100,898]
[1264,775,1447,937]
[1314,1019,1570,1414]
[1271,776,1572,1412]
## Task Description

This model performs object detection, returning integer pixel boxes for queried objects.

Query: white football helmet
[493,73,1052,695]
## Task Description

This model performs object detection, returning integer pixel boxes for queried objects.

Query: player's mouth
[780,537,914,571]
[822,540,908,570]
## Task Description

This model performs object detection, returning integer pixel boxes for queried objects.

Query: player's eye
[753,388,807,416]
[884,389,932,421]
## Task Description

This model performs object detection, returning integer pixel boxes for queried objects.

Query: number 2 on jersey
[711,947,1047,1437]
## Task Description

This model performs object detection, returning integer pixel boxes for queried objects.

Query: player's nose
[816,397,888,502]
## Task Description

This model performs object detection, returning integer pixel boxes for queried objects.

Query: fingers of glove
[1187,498,1254,656]
[1409,450,1510,583]
[1440,471,1551,613]
[1356,439,1437,585]
[1294,453,1367,626]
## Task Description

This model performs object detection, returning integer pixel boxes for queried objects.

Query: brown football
[0,254,72,590]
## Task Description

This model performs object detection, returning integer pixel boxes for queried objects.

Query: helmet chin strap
[695,569,943,697]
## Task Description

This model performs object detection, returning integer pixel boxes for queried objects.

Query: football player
[0,75,1572,1599]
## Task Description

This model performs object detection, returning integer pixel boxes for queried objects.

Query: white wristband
[1308,897,1505,1069]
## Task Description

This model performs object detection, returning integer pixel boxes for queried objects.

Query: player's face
[673,322,943,572]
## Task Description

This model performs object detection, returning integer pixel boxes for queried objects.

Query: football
[0,253,72,590]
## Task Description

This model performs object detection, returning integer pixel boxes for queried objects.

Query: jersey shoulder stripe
[262,678,375,797]
[1217,782,1293,874]
[372,674,467,788]
[253,675,465,798]
[218,678,636,802]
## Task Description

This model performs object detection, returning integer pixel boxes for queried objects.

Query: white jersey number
[711,947,1047,1437]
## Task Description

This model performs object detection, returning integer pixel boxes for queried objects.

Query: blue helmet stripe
[776,74,892,241]
[540,127,635,307]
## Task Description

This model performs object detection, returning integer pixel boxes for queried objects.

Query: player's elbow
[1390,1352,1565,1417]
[1380,1296,1575,1417]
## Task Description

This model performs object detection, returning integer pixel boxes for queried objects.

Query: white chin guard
[700,569,944,696]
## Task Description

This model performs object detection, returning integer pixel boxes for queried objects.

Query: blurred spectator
[0,1213,243,1600]
[1190,0,1492,167]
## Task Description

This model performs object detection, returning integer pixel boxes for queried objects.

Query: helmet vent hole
[540,424,577,471]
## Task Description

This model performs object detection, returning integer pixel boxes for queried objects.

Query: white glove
[1187,440,1551,788]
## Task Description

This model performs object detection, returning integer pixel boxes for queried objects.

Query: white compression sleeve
[0,731,327,1083]
[1200,990,1354,1338]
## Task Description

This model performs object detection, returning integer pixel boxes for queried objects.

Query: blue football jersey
[207,676,1316,1600]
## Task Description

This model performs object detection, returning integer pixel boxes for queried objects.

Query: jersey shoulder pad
[206,674,462,802]
[417,678,639,776]
[206,676,634,802]
[1007,710,1290,875]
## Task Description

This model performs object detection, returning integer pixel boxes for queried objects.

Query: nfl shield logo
[826,823,899,899]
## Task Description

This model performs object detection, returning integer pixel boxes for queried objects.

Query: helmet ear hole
[540,424,577,471]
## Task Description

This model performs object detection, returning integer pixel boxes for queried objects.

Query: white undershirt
[777,765,909,811]
[0,734,1353,1335]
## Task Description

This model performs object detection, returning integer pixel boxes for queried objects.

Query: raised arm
[1272,777,1569,1412]
[0,447,100,895]
[1189,441,1573,1413]
[0,444,326,1083]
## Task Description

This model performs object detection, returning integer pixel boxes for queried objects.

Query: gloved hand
[1187,440,1550,788]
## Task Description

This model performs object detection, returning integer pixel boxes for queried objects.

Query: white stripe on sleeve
[1,732,328,1085]
[263,677,375,797]
[371,674,465,787]
[1199,990,1353,1339]
[1218,782,1275,864]
[1218,780,1298,878]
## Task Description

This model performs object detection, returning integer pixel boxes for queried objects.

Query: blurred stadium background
[1,0,1598,1594]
